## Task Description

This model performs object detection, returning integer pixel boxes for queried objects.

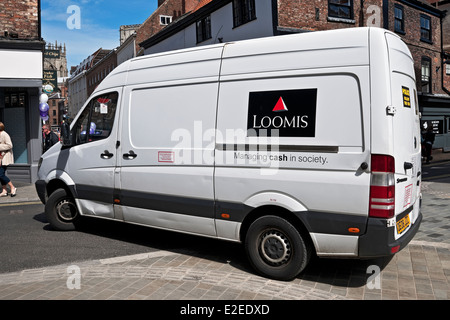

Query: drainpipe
[360,0,365,27]
[441,9,450,96]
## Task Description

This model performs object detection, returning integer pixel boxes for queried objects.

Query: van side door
[115,82,219,236]
[61,89,121,218]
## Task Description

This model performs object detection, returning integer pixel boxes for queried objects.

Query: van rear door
[386,33,422,240]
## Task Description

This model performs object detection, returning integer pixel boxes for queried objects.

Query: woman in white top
[0,122,17,197]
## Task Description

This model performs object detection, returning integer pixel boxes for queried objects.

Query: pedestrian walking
[42,124,59,153]
[423,126,435,164]
[0,122,17,197]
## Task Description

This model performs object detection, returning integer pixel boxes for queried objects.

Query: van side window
[73,92,118,145]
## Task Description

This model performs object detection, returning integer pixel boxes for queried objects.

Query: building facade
[140,0,450,150]
[44,41,69,132]
[0,0,45,183]
[86,49,117,97]
[68,49,111,117]
[135,0,204,56]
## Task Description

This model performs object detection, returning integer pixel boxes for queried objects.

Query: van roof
[95,27,400,92]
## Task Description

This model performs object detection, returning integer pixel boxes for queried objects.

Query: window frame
[328,0,354,21]
[196,15,212,43]
[421,56,432,94]
[232,0,256,28]
[420,14,432,43]
[394,4,405,34]
[159,15,172,26]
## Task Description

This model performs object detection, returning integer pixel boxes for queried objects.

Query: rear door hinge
[386,105,396,116]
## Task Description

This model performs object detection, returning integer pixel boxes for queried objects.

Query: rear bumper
[358,210,422,258]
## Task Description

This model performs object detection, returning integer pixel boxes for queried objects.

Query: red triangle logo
[273,97,288,112]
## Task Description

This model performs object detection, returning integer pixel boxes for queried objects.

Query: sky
[41,0,158,73]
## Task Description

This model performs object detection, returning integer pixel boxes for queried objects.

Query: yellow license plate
[397,214,410,235]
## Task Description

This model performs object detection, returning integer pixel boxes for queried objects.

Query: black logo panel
[247,89,317,137]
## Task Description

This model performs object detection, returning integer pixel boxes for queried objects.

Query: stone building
[43,41,68,78]
[0,0,45,182]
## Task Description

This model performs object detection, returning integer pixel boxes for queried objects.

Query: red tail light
[369,155,395,218]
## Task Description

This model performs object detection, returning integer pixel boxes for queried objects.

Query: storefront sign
[44,49,61,59]
[43,69,58,93]
[421,120,443,134]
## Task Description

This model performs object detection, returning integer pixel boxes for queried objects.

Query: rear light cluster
[369,155,395,219]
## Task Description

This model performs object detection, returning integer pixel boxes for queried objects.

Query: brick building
[135,0,204,55]
[86,49,117,97]
[426,1,450,94]
[0,0,45,182]
[68,48,111,117]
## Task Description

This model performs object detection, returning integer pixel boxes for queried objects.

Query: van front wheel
[245,215,310,281]
[45,188,79,231]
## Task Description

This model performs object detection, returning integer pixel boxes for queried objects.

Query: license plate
[397,214,410,235]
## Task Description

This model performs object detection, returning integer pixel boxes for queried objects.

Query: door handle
[404,162,413,170]
[100,150,113,159]
[123,150,137,160]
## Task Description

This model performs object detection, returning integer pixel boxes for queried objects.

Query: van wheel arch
[46,179,75,200]
[240,206,315,280]
[44,180,80,231]
[240,205,312,247]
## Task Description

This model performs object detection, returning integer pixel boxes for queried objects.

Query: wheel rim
[55,199,78,222]
[259,229,292,266]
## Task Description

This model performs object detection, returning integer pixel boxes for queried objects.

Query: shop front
[0,40,45,183]
[419,94,450,152]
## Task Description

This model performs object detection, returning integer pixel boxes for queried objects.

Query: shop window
[2,90,27,163]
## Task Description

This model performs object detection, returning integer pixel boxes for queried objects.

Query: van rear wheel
[45,188,79,231]
[245,215,310,281]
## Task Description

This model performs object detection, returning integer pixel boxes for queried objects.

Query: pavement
[0,150,450,302]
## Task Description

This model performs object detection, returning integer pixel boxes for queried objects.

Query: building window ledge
[420,38,433,45]
[327,17,355,24]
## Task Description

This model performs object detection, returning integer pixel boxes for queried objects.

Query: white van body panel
[37,28,421,262]
[114,46,223,237]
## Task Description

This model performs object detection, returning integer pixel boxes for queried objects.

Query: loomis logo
[272,97,288,112]
[247,89,317,137]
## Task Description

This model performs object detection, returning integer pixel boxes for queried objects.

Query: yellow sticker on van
[402,87,411,108]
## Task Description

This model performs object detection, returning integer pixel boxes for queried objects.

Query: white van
[36,27,422,280]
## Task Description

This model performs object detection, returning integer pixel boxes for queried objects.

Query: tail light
[369,155,395,218]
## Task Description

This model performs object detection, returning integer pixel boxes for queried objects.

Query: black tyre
[245,215,311,281]
[45,188,80,231]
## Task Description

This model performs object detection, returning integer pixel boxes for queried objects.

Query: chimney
[158,0,165,6]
